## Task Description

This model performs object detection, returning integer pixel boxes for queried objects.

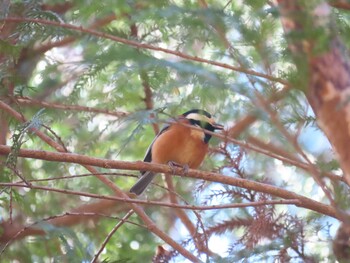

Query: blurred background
[1,1,349,262]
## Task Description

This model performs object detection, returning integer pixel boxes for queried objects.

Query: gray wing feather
[142,125,170,169]
[130,124,170,195]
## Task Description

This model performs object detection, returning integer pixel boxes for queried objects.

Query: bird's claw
[182,164,189,175]
[167,161,178,174]
[167,161,189,175]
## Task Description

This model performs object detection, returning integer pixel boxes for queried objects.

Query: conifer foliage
[1,1,350,262]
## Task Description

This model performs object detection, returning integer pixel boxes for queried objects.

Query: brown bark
[308,39,350,185]
[0,144,339,219]
[278,0,350,186]
[277,1,350,258]
[333,223,350,262]
[0,102,199,262]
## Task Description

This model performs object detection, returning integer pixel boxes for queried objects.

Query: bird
[129,109,224,195]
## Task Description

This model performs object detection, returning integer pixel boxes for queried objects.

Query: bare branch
[14,96,128,118]
[0,200,130,244]
[0,145,339,219]
[0,101,199,262]
[0,17,288,85]
[91,210,134,263]
[0,183,302,211]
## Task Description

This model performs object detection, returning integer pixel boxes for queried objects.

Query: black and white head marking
[182,109,223,143]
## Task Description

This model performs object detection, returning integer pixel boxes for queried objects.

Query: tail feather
[129,172,156,195]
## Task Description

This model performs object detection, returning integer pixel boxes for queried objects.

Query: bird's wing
[143,124,170,163]
[131,122,173,195]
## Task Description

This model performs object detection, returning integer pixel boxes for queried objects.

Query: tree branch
[0,101,199,262]
[227,85,291,138]
[278,1,350,186]
[0,199,129,244]
[91,210,134,263]
[13,96,128,118]
[247,136,341,182]
[0,145,339,219]
[0,17,288,85]
[0,182,301,212]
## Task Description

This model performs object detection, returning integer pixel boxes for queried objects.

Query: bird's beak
[212,122,224,130]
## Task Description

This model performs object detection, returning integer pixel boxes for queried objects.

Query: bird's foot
[167,161,179,174]
[167,161,189,175]
[182,164,189,175]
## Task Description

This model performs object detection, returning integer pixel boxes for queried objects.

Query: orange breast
[151,123,208,169]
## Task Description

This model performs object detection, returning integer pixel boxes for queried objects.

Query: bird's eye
[189,119,201,127]
[189,119,211,129]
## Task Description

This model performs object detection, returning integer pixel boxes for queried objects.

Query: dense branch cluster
[1,1,350,262]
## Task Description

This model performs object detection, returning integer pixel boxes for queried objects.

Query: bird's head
[182,109,224,143]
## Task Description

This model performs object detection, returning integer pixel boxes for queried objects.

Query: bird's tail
[129,171,156,195]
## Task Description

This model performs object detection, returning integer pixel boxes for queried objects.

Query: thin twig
[1,17,288,85]
[91,209,134,263]
[0,100,200,262]
[12,172,137,184]
[0,163,338,218]
[0,182,302,210]
[14,96,128,118]
[164,174,211,255]
[35,13,122,54]
[253,90,336,206]
[41,124,69,152]
[246,136,341,182]
[227,85,291,138]
[0,211,141,255]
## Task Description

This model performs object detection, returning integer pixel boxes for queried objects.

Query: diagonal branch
[0,183,301,212]
[13,96,128,118]
[0,100,200,262]
[0,199,129,244]
[246,136,341,182]
[129,22,201,253]
[278,1,350,186]
[35,13,120,54]
[227,85,291,138]
[1,17,288,85]
[91,210,134,263]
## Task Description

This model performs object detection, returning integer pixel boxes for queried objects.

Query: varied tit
[129,109,224,195]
